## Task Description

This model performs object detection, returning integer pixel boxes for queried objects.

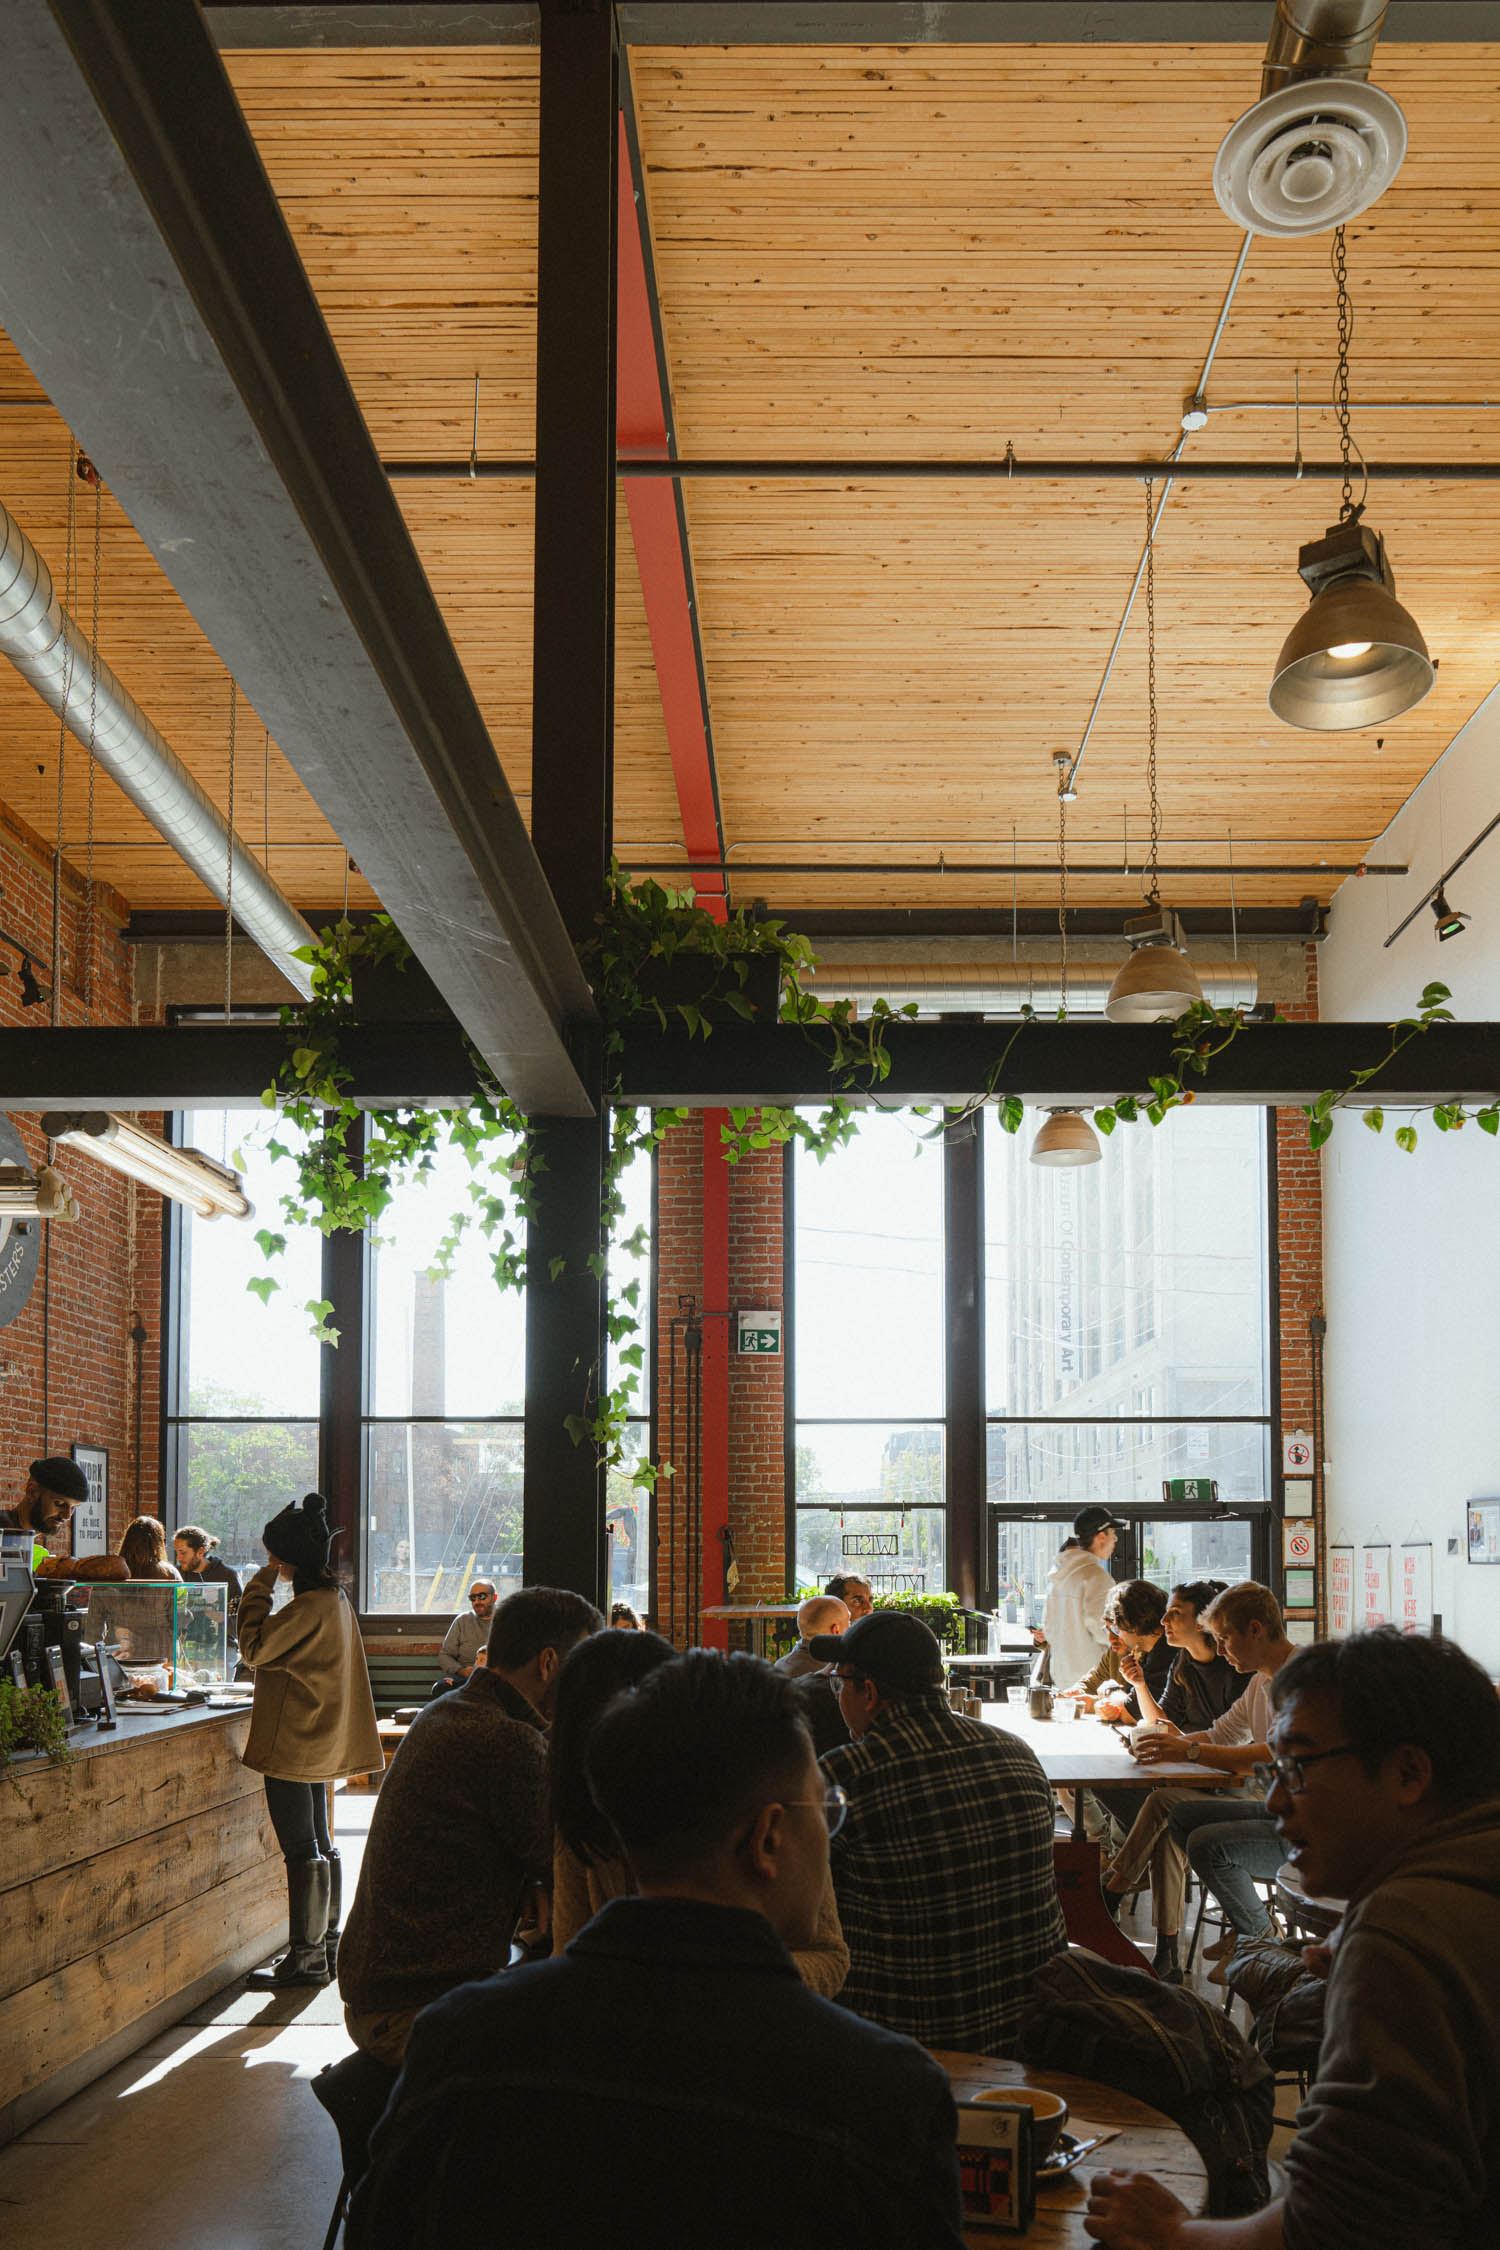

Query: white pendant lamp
[1104,478,1203,1026]
[1271,226,1433,733]
[1030,1110,1102,1168]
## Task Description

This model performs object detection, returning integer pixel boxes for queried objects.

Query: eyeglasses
[1253,1744,1360,1796]
[782,1783,848,1838]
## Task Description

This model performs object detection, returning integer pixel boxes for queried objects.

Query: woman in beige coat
[237,1491,381,1990]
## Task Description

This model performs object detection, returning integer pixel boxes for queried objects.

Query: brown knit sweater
[339,1668,550,2030]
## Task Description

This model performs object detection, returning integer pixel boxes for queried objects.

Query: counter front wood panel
[0,1710,282,2135]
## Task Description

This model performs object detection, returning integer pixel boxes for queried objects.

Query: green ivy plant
[0,1677,74,1796]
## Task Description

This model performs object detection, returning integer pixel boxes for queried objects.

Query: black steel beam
[205,4,1496,47]
[944,1110,984,1613]
[9,1014,1500,1109]
[0,0,591,1115]
[613,1019,1500,1107]
[522,0,618,1607]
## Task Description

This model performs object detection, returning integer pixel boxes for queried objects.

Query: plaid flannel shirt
[823,1689,1067,2054]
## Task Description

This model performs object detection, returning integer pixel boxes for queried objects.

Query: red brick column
[1274,946,1324,1626]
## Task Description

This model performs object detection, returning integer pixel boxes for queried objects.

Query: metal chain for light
[1144,476,1161,909]
[83,469,102,1026]
[225,680,237,1022]
[1331,225,1364,524]
[51,434,78,1026]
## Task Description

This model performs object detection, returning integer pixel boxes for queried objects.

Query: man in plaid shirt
[809,1611,1067,2054]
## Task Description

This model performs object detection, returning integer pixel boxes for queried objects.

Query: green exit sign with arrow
[1162,1478,1219,1506]
[736,1309,782,1356]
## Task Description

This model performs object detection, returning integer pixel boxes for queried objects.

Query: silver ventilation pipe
[0,494,317,998]
[803,957,1259,1018]
[1261,1,1388,97]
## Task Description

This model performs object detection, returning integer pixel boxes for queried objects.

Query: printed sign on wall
[1398,1543,1432,1632]
[1282,1521,1314,1568]
[1360,1542,1392,1630]
[1328,1546,1355,1637]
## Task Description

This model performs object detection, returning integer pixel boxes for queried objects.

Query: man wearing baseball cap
[1040,1505,1122,1688]
[808,1609,1066,2054]
[2,1455,90,1538]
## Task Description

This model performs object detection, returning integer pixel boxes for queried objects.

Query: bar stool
[311,2048,399,2250]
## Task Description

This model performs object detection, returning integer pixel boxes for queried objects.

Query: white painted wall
[1320,683,1500,1673]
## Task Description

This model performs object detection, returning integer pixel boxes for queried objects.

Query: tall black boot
[1153,1932,1184,1985]
[323,1847,343,1980]
[247,1858,332,1990]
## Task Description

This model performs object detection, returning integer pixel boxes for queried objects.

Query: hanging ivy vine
[252,868,1486,1498]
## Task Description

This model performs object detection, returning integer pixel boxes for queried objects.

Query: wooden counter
[0,1705,283,2144]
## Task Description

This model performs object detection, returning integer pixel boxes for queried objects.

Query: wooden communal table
[932,2049,1208,2249]
[981,1707,1236,1969]
[0,1704,283,2145]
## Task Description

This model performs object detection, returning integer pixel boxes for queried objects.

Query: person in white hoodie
[1039,1506,1121,1687]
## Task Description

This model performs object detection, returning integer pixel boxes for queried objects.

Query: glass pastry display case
[78,1579,230,1688]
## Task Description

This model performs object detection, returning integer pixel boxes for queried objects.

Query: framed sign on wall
[70,1443,109,1558]
[1467,1499,1500,1565]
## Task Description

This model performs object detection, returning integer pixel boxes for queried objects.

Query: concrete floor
[0,1787,374,2250]
[0,1792,1296,2248]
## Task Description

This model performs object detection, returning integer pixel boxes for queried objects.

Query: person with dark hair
[1085,1627,1500,2250]
[338,1584,601,2065]
[1105,1582,1296,1982]
[608,1599,643,1629]
[1128,1578,1240,1736]
[2,1454,90,1539]
[549,1629,850,1995]
[238,1493,381,1990]
[825,1571,873,1621]
[118,1514,182,1582]
[811,1610,1066,2052]
[348,1649,964,2250]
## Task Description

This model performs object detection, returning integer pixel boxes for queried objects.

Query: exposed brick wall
[0,797,163,1553]
[654,1118,786,1638]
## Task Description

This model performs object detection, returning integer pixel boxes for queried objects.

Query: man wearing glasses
[430,1577,498,1698]
[1084,1627,1500,2250]
[349,1650,965,2249]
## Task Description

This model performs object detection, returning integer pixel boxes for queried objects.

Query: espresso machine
[1,1535,115,1721]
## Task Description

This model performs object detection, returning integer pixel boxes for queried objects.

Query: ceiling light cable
[83,460,101,1027]
[1144,477,1161,910]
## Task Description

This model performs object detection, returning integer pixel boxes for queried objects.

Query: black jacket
[347,1896,964,2250]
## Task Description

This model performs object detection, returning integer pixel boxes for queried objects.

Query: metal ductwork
[1214,2,1405,238]
[0,493,317,998]
[1260,1,1387,96]
[803,956,1259,1018]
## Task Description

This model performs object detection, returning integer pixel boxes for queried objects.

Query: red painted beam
[615,113,726,922]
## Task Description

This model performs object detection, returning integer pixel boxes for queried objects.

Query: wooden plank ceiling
[0,36,1497,928]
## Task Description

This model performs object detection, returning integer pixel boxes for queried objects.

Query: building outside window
[165,1111,320,1582]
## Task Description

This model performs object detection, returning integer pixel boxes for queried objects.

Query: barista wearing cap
[2,1455,90,1543]
[1039,1504,1122,1689]
[811,1609,1066,2054]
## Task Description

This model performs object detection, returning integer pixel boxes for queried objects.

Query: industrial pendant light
[1105,482,1204,1026]
[1031,756,1101,1169]
[1430,884,1469,943]
[1270,228,1433,731]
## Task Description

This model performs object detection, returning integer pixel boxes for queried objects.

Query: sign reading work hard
[735,1308,782,1356]
[1329,1546,1355,1637]
[843,1532,900,1558]
[1161,1478,1218,1506]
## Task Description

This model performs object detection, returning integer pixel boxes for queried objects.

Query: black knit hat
[262,1491,333,1576]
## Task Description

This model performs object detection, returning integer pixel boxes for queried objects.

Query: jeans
[263,1775,333,1865]
[1165,1797,1282,1935]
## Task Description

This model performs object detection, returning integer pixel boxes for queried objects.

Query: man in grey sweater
[340,1585,600,2065]
[1084,1628,1500,2250]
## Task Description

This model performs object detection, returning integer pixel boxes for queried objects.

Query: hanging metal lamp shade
[1030,1109,1102,1168]
[1268,572,1433,731]
[1104,944,1204,1024]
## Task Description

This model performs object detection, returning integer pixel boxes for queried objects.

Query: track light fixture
[1270,227,1433,732]
[1430,885,1469,943]
[0,1163,80,1221]
[40,1113,252,1221]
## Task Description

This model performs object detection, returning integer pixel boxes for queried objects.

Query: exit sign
[736,1308,782,1356]
[1162,1477,1219,1506]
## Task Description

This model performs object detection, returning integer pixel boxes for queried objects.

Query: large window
[166,1111,321,1581]
[985,1103,1271,1624]
[792,1113,946,1593]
